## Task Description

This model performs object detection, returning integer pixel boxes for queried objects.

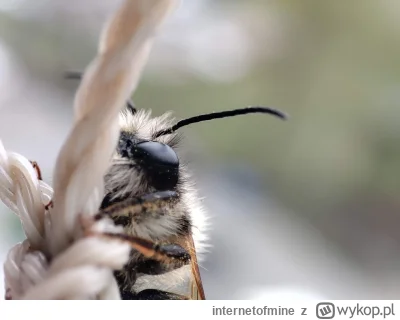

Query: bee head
[100,105,183,208]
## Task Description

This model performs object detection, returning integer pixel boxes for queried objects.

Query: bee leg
[96,191,192,276]
[99,232,191,266]
[90,231,192,300]
[98,190,178,215]
[96,190,179,228]
[131,243,190,276]
[113,243,191,292]
[86,226,191,274]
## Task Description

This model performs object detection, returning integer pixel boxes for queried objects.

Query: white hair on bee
[133,265,191,294]
[118,109,175,138]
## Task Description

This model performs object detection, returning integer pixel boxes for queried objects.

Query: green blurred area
[136,1,400,220]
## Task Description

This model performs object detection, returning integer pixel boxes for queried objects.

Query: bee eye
[117,131,180,190]
[134,141,179,191]
[134,141,179,168]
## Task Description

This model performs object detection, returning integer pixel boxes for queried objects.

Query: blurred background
[1,0,400,300]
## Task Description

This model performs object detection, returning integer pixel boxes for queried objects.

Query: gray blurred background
[1,0,400,300]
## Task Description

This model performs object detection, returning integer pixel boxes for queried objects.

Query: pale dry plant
[0,0,180,300]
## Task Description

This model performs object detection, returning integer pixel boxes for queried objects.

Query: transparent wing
[185,234,205,300]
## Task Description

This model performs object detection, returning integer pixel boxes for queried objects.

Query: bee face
[101,109,183,209]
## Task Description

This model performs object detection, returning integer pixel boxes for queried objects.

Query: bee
[65,71,287,300]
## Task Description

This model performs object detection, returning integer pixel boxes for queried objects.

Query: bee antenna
[63,70,137,114]
[153,106,288,138]
[64,70,84,80]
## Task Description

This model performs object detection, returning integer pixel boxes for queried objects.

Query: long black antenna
[64,70,137,114]
[153,106,288,138]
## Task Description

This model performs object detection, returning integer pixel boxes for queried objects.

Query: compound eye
[134,141,179,168]
[134,141,179,191]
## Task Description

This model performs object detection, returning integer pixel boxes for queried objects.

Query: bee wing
[185,234,206,300]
